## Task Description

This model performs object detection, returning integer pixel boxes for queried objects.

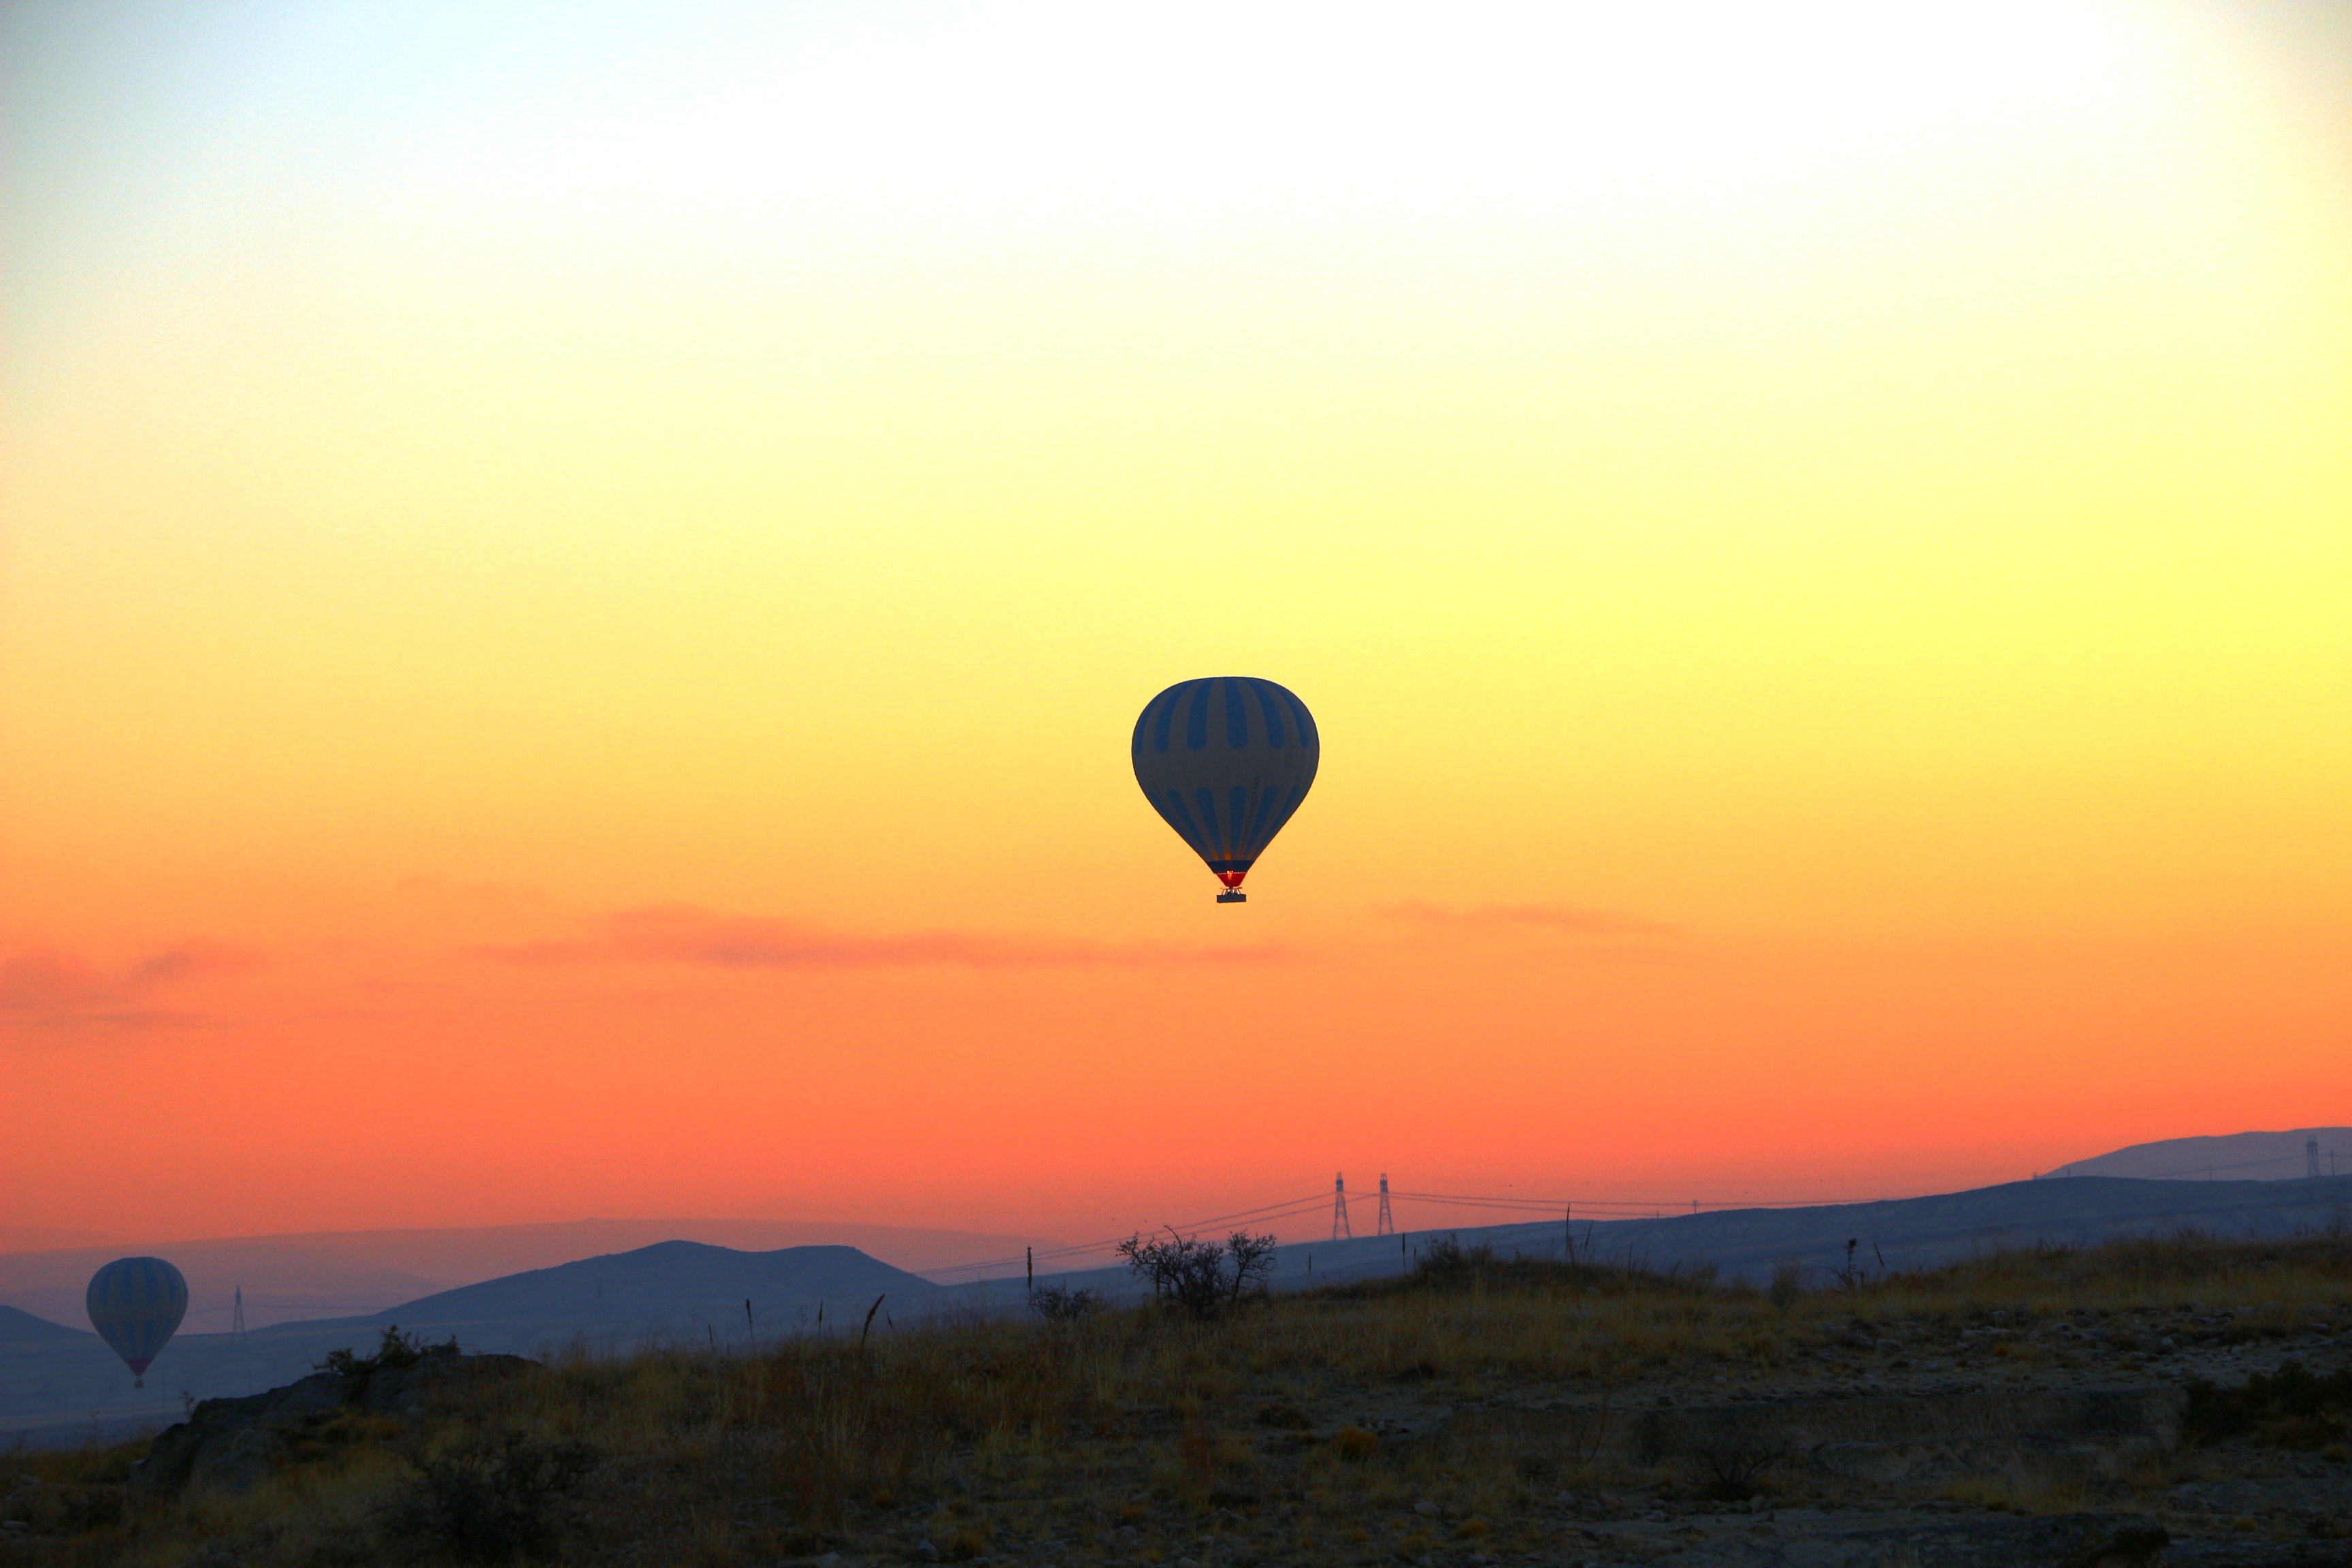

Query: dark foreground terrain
[6,1230,2349,1567]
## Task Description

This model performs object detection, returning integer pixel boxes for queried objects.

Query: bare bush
[1418,1234,1498,1283]
[1225,1230,1278,1301]
[380,1430,598,1563]
[1027,1282,1103,1322]
[1769,1260,1805,1309]
[1116,1229,1277,1318]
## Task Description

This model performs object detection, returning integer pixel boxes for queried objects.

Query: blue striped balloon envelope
[1132,677,1319,902]
[86,1256,189,1387]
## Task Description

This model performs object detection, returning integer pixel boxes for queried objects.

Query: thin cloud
[128,941,265,985]
[474,904,1298,970]
[3,1008,216,1033]
[1379,900,1673,934]
[1,943,262,1034]
[0,951,113,1014]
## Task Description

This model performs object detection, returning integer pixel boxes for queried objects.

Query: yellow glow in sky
[3,1,2347,1241]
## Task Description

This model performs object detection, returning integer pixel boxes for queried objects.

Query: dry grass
[11,1228,2351,1565]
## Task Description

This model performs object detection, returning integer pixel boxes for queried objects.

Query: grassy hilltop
[9,1230,2352,1566]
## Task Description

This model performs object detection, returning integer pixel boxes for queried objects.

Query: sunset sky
[5,1,2347,1252]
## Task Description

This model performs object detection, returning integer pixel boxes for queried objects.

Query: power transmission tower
[2311,1137,2323,1179]
[1376,1173,1394,1236]
[1332,1172,1352,1240]
[231,1286,245,1337]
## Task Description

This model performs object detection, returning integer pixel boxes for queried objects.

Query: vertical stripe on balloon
[1250,680,1288,747]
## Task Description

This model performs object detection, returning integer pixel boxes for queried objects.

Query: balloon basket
[1216,890,1247,903]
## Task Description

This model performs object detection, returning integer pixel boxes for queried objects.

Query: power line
[921,1182,1927,1279]
[919,1190,1330,1279]
[1386,1189,1872,1213]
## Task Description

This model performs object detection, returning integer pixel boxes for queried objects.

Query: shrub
[1416,1234,1497,1284]
[380,1431,598,1562]
[1028,1283,1105,1322]
[1691,1426,1788,1500]
[1116,1230,1277,1318]
[323,1325,455,1381]
[1400,1233,1684,1296]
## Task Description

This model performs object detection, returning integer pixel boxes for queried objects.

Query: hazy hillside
[0,1242,446,1336]
[1,1242,945,1443]
[2049,1126,2352,1181]
[272,1218,1060,1282]
[1512,1174,2352,1286]
[0,1305,87,1343]
[945,1175,2352,1310]
[0,1219,1051,1333]
[12,1178,2351,1444]
[248,1241,942,1355]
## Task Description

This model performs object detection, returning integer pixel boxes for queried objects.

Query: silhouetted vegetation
[320,1326,455,1382]
[380,1429,598,1562]
[11,1226,2350,1566]
[1024,1281,1102,1322]
[1115,1229,1277,1318]
[1356,1231,1720,1298]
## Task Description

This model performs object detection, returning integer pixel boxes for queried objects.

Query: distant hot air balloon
[86,1257,188,1388]
[1132,677,1319,902]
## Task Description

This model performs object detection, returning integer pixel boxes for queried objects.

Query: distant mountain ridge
[250,1242,941,1354]
[0,1219,1055,1333]
[10,1176,2351,1444]
[0,1305,87,1342]
[2051,1128,2351,1181]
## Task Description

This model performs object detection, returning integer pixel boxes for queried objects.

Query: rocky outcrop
[132,1348,536,1498]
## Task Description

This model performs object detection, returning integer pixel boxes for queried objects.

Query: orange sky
[4,1,2347,1248]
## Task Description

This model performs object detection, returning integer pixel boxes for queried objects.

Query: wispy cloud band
[474,905,1297,970]
[1,942,262,1032]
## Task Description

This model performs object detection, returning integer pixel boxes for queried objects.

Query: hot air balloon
[86,1256,188,1388]
[1132,677,1318,902]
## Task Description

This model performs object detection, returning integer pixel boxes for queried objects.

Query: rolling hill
[2047,1127,2351,1181]
[0,1305,88,1343]
[0,1241,946,1443]
[10,1175,2351,1444]
[0,1219,1052,1333]
[246,1241,942,1355]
